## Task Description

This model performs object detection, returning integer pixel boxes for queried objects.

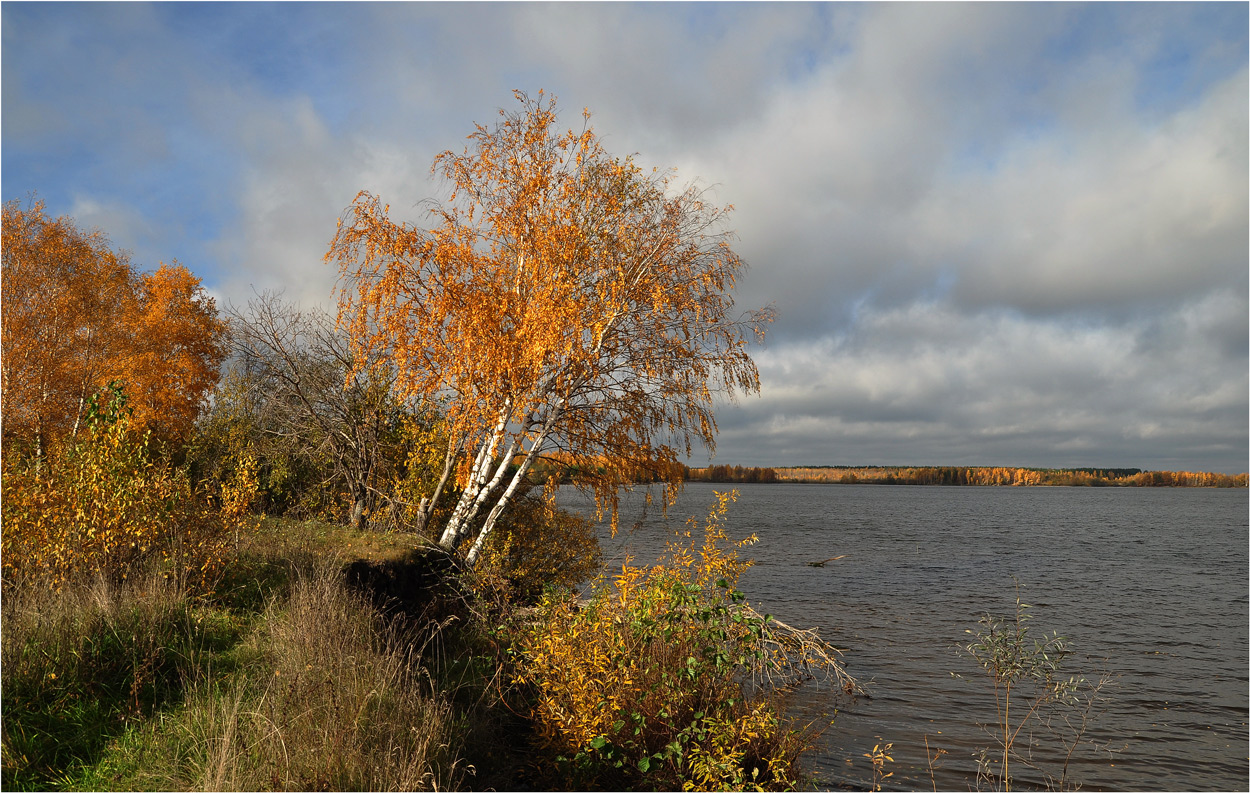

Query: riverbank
[2,513,847,791]
[0,519,498,791]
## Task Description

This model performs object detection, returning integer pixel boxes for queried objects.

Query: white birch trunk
[440,399,511,547]
[69,326,97,441]
[463,399,562,567]
[464,426,549,567]
[444,434,519,552]
[438,424,498,544]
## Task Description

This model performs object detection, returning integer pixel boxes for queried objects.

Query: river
[559,482,1249,791]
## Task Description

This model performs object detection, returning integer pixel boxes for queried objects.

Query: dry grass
[133,562,465,791]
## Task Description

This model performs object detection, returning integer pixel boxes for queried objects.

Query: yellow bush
[219,447,261,540]
[392,412,455,526]
[516,491,844,791]
[1,385,248,593]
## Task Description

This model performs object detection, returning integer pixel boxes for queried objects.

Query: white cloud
[710,297,1247,471]
[206,91,438,313]
[923,67,1249,316]
[670,9,1247,339]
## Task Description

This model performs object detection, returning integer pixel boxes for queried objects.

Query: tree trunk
[443,434,519,553]
[463,409,558,568]
[415,438,458,536]
[464,431,546,567]
[350,483,368,532]
[440,400,512,548]
[439,435,492,546]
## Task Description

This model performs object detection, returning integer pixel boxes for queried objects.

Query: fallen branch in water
[744,605,865,697]
[807,555,849,567]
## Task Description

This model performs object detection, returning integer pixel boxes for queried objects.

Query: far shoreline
[681,464,1248,488]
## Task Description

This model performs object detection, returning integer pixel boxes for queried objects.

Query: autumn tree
[328,91,770,566]
[2,199,135,458]
[1,198,228,454]
[128,263,232,444]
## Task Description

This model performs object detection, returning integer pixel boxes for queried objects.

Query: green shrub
[956,589,1117,791]
[476,486,603,605]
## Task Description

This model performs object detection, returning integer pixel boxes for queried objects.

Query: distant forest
[683,465,1247,488]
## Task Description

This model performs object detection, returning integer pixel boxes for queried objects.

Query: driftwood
[806,555,849,567]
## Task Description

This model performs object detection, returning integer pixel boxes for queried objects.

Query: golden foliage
[1,385,244,593]
[219,447,262,538]
[389,411,459,531]
[515,491,852,790]
[328,91,770,558]
[128,262,231,443]
[864,741,895,792]
[1,198,228,453]
[685,465,779,484]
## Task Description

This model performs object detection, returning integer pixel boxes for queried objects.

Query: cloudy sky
[4,2,1247,472]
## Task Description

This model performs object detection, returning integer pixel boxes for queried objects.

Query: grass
[1,571,250,789]
[102,562,462,791]
[1,518,472,792]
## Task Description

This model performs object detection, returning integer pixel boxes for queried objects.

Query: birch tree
[328,91,770,566]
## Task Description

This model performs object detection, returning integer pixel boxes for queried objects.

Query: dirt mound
[343,545,473,625]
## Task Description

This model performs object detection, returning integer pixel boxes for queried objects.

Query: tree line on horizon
[683,463,779,483]
[685,464,1246,488]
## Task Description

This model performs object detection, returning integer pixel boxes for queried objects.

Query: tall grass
[1,571,228,789]
[3,535,465,791]
[139,562,464,791]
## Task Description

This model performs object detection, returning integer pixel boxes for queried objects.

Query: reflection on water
[560,483,1249,791]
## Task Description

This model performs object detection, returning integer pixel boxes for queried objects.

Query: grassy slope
[1,518,514,792]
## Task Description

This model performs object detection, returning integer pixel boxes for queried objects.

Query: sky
[3,2,1247,473]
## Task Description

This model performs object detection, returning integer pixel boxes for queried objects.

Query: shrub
[956,589,1117,791]
[515,491,855,791]
[476,485,603,605]
[1,384,254,593]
